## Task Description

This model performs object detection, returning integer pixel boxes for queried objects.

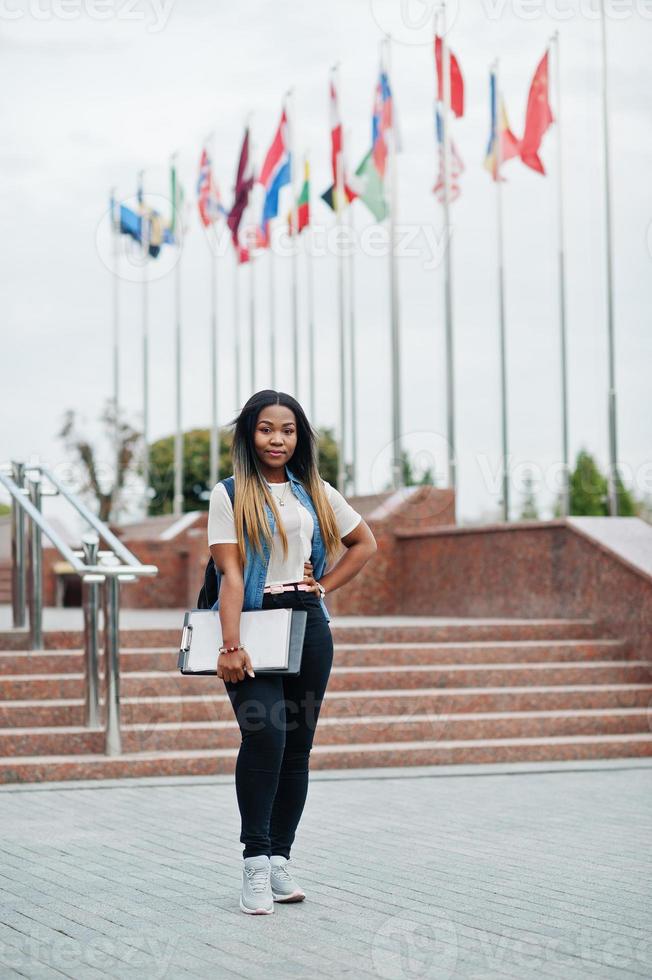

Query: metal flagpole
[438,4,457,512]
[249,249,256,395]
[269,244,277,389]
[234,253,242,409]
[550,33,570,517]
[385,36,403,491]
[343,132,357,495]
[209,224,219,487]
[139,170,150,517]
[333,64,347,496]
[110,187,121,520]
[172,154,184,517]
[494,63,510,522]
[599,0,619,516]
[287,88,300,399]
[304,153,317,424]
[206,133,220,490]
[248,138,257,396]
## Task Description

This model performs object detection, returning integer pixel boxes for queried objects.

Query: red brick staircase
[1,618,651,782]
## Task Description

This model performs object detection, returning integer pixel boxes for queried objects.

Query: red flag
[227,128,254,252]
[435,36,464,119]
[329,75,358,207]
[520,50,554,175]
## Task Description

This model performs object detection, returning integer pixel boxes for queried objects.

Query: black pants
[223,590,334,859]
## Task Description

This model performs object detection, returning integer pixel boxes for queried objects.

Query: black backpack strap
[197,476,235,609]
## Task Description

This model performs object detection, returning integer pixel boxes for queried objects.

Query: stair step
[0,618,603,651]
[0,638,630,675]
[2,661,648,700]
[1,733,651,783]
[1,684,651,729]
[1,707,648,756]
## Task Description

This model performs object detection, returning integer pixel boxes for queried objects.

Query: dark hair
[226,389,341,567]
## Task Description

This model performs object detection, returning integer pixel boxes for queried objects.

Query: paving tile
[0,765,650,979]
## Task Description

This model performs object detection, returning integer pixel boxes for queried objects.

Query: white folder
[177,607,307,675]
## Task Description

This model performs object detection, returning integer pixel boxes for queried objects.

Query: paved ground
[0,760,650,980]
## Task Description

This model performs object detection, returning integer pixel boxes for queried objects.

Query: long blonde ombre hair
[227,390,342,570]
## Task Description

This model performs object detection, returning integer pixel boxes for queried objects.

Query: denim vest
[211,464,331,623]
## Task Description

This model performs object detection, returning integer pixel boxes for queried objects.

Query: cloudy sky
[1,0,650,523]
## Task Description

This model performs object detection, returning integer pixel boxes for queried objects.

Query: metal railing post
[103,569,122,756]
[10,461,26,628]
[81,533,102,729]
[27,474,43,649]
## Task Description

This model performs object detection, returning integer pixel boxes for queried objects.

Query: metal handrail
[0,461,159,757]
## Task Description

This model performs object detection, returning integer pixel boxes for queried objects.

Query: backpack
[197,477,235,609]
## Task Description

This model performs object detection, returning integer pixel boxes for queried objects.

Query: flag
[350,149,387,221]
[227,128,254,256]
[117,178,169,258]
[372,68,394,178]
[519,50,554,175]
[434,36,465,118]
[433,104,465,203]
[484,71,521,181]
[168,160,187,245]
[197,147,227,226]
[258,108,291,235]
[289,157,310,235]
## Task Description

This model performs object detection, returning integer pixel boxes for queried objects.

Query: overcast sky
[1,0,650,523]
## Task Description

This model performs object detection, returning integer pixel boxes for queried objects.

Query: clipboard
[177,607,307,676]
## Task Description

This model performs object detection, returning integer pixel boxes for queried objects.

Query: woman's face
[254,405,298,478]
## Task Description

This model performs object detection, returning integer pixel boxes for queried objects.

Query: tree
[148,426,341,515]
[518,469,539,520]
[387,450,436,489]
[59,400,141,521]
[555,449,637,517]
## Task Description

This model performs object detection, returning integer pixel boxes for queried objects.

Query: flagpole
[209,224,219,487]
[204,132,220,490]
[599,0,619,516]
[248,138,257,396]
[269,244,277,389]
[250,249,256,395]
[234,253,242,409]
[286,87,300,398]
[304,153,317,424]
[343,132,357,495]
[333,64,347,495]
[437,4,457,512]
[384,36,403,491]
[138,169,150,518]
[110,187,121,520]
[550,33,570,518]
[494,63,510,522]
[171,153,184,517]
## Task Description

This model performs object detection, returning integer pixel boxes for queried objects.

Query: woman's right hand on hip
[217,649,255,683]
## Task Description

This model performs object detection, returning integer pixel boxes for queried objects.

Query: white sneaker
[240,855,274,914]
[270,855,306,902]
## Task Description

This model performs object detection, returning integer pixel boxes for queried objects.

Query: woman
[207,389,377,915]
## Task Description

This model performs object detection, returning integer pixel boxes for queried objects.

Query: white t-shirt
[207,478,362,587]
